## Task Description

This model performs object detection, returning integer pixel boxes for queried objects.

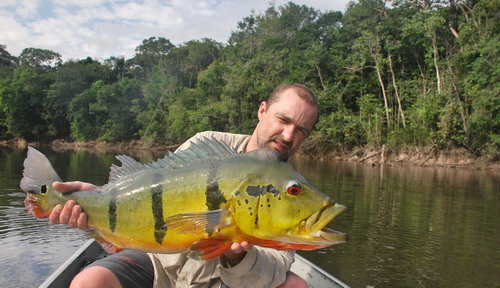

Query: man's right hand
[49,181,97,230]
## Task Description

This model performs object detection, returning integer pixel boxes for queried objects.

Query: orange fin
[189,239,232,260]
[91,232,123,254]
[245,235,330,251]
[24,194,51,218]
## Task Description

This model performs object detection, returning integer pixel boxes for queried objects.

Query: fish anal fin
[189,239,232,260]
[91,232,123,254]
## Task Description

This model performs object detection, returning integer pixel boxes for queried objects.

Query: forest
[0,0,498,159]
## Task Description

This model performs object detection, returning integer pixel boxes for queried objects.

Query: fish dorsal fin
[108,137,237,182]
[109,155,146,182]
[244,148,281,162]
[181,136,238,160]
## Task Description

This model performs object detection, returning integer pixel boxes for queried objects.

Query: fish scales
[21,137,347,260]
[98,167,219,251]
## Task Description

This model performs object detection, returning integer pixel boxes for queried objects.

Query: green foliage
[18,48,62,69]
[68,79,141,141]
[44,58,115,139]
[0,44,17,67]
[0,66,52,140]
[0,1,498,158]
[316,109,365,149]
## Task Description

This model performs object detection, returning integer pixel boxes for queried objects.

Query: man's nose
[281,125,295,142]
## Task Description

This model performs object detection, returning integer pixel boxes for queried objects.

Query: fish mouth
[298,202,347,245]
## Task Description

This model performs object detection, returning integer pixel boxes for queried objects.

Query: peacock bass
[21,138,346,260]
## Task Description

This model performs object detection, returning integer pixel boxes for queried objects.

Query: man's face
[253,89,318,160]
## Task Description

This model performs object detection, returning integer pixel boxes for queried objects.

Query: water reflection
[291,158,500,288]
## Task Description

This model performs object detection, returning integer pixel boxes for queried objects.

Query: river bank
[1,138,498,170]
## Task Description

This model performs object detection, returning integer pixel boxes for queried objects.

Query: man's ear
[258,101,267,120]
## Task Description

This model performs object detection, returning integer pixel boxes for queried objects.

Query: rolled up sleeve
[218,248,295,288]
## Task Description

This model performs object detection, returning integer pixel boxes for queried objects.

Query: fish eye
[286,181,301,196]
[40,185,47,194]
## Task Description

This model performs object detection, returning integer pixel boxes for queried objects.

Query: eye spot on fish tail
[40,185,47,194]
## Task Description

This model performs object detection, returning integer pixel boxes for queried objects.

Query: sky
[1,0,350,61]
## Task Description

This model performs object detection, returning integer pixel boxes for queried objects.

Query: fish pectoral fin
[188,239,232,260]
[165,209,230,235]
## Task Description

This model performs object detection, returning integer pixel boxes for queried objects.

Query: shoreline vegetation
[2,138,498,170]
[1,2,498,167]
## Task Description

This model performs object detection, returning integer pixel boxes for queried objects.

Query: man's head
[246,83,319,160]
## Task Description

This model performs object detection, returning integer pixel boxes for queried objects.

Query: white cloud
[0,0,350,61]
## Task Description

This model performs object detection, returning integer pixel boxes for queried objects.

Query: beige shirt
[149,131,295,288]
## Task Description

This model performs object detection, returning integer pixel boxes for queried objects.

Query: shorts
[87,250,154,288]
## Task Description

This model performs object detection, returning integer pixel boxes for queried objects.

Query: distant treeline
[0,1,498,157]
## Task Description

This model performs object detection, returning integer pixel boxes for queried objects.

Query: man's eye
[277,117,289,124]
[298,128,309,136]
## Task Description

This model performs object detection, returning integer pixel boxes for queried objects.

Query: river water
[0,146,498,287]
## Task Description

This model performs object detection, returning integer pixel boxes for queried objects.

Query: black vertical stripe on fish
[205,165,227,211]
[152,173,167,245]
[108,196,117,232]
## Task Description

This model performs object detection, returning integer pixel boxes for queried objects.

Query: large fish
[21,138,346,260]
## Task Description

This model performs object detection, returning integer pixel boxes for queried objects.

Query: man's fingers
[52,181,98,193]
[49,205,63,224]
[67,204,82,228]
[59,200,76,224]
[77,213,89,230]
[240,241,253,252]
[230,242,253,254]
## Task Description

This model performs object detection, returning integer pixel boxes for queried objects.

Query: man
[50,83,319,288]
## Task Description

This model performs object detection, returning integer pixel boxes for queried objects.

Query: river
[0,146,498,287]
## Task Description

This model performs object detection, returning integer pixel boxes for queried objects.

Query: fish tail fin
[20,147,63,218]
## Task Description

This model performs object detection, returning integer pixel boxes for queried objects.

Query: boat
[39,239,349,288]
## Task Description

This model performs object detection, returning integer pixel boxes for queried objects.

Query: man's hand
[223,241,254,267]
[49,181,97,230]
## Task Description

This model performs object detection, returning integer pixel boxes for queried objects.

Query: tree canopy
[0,1,498,158]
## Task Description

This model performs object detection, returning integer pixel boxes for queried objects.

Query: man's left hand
[223,241,253,267]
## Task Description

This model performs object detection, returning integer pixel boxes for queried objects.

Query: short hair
[266,83,319,125]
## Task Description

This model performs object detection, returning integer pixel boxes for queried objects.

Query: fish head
[232,150,346,250]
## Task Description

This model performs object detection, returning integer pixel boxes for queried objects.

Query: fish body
[21,138,346,259]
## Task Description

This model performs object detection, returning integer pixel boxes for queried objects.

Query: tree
[44,57,114,138]
[137,39,222,143]
[131,37,175,78]
[68,79,141,141]
[0,44,17,67]
[0,66,52,140]
[18,48,62,69]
